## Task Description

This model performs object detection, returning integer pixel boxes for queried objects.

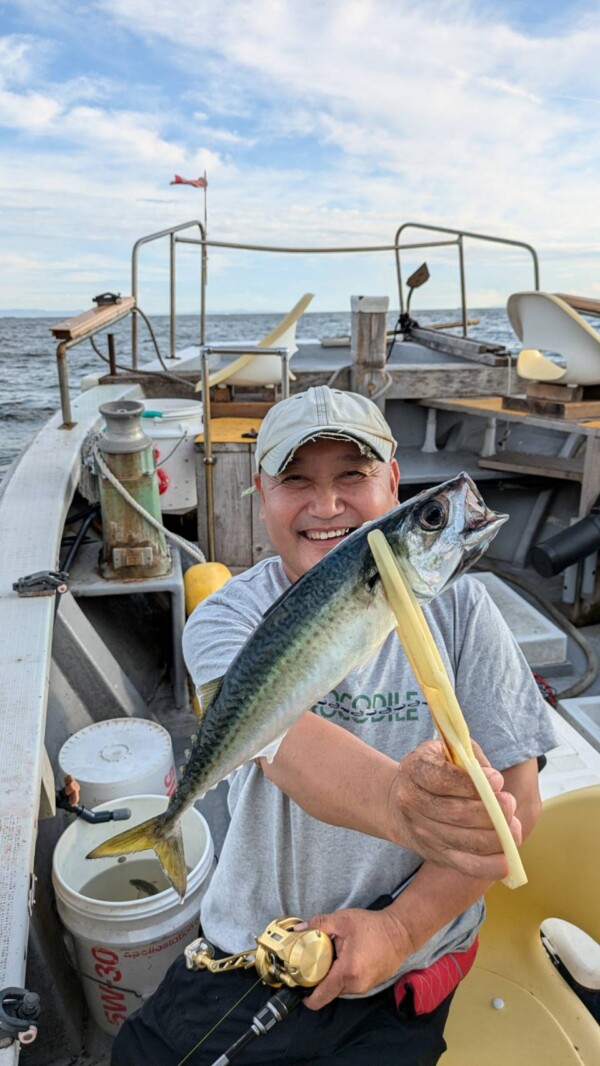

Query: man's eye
[280,475,308,485]
[339,470,365,480]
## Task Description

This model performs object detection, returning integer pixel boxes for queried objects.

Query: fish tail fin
[86,816,187,901]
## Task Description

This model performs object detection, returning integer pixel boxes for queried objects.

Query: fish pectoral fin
[86,815,188,902]
[198,676,224,714]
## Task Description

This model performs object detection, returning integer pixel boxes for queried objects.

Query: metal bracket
[12,571,69,597]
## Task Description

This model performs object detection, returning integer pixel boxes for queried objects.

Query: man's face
[254,437,400,582]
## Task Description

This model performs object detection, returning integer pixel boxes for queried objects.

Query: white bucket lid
[141,398,203,424]
[59,718,174,788]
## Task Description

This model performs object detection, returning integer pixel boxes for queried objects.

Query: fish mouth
[465,511,508,547]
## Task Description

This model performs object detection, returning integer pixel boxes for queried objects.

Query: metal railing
[131,220,207,368]
[395,222,540,337]
[130,220,541,364]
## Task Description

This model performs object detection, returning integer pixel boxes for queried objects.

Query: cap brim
[260,427,393,475]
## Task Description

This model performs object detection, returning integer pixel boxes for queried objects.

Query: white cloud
[1,1,600,310]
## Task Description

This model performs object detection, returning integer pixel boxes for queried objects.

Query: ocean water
[0,308,519,482]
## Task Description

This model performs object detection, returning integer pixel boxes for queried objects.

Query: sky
[0,0,599,314]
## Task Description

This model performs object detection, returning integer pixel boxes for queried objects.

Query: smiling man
[112,386,558,1066]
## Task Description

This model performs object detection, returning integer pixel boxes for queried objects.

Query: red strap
[394,936,479,1014]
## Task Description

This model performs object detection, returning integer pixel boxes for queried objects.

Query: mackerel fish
[88,473,507,899]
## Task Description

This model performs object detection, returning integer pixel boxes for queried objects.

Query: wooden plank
[478,451,584,481]
[408,327,511,366]
[196,443,254,567]
[100,364,511,403]
[526,382,585,403]
[381,365,516,399]
[580,435,600,516]
[194,417,263,445]
[251,487,276,565]
[428,318,480,331]
[51,297,135,340]
[211,401,273,418]
[502,395,533,413]
[554,293,600,317]
[420,396,600,437]
[503,395,600,419]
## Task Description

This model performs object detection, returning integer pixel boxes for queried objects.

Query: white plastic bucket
[141,398,203,514]
[52,794,214,1035]
[58,719,177,809]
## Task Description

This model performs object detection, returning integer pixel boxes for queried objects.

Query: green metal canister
[97,400,171,580]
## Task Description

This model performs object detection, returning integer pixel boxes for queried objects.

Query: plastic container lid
[141,398,203,424]
[59,718,174,787]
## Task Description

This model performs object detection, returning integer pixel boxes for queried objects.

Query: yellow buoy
[184,562,232,720]
[184,562,232,616]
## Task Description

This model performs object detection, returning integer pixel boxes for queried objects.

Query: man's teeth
[305,528,350,540]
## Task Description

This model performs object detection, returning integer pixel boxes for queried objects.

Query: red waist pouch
[394,936,479,1015]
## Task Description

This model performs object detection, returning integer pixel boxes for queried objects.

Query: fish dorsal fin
[198,676,224,715]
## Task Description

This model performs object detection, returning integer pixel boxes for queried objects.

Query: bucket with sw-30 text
[52,794,214,1035]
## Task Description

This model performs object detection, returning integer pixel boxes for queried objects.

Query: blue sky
[1,0,599,314]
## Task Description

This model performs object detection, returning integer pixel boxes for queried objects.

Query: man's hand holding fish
[111,386,558,1066]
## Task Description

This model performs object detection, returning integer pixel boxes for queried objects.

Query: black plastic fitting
[531,509,600,577]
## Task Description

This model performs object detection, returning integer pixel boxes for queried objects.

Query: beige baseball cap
[255,386,397,475]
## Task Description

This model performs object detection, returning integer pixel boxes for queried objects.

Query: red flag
[170,174,207,188]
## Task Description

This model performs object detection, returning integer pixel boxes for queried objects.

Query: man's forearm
[261,714,537,881]
[384,862,492,960]
[261,712,399,841]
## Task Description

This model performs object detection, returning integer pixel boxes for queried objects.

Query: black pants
[111,954,453,1066]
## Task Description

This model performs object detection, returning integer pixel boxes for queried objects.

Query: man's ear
[389,459,400,498]
[254,472,266,519]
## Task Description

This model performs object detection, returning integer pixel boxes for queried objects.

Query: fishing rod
[182,915,334,1065]
[180,873,422,1065]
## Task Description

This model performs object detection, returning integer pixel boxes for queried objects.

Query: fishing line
[175,974,265,1066]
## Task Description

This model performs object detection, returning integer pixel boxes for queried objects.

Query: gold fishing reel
[184,915,334,989]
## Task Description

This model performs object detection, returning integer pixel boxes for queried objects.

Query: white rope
[93,444,207,565]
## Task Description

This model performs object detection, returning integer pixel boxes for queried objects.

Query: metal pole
[395,245,404,316]
[170,233,177,358]
[131,251,138,369]
[56,342,74,427]
[201,349,216,561]
[107,333,117,376]
[201,233,207,346]
[458,236,468,337]
[281,349,290,400]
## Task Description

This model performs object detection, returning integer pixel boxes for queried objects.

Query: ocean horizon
[1,307,518,481]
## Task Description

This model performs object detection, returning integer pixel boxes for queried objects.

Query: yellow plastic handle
[368,529,527,890]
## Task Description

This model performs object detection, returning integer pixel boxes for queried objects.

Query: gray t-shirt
[183,557,558,994]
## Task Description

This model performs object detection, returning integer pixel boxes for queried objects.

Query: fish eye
[418,498,448,532]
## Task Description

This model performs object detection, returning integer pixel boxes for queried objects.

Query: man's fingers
[403,744,504,799]
[406,788,515,830]
[303,966,344,1011]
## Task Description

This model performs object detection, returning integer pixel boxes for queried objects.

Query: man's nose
[307,483,345,517]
